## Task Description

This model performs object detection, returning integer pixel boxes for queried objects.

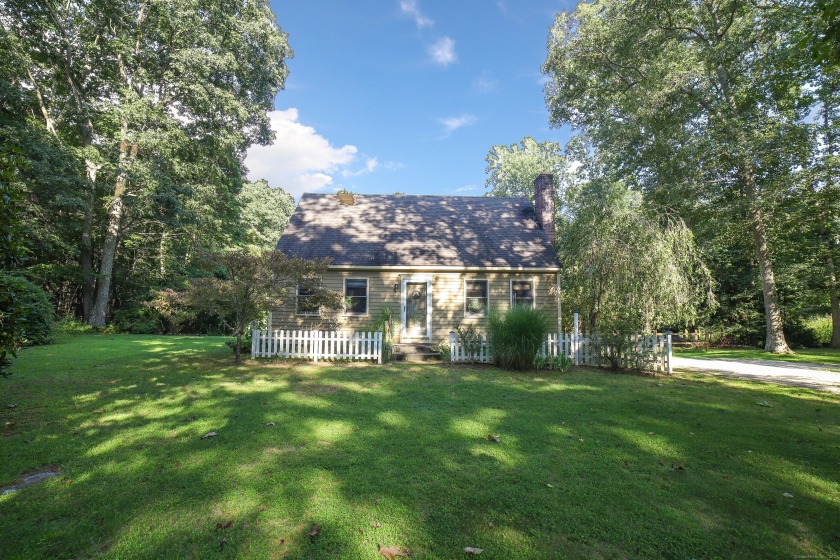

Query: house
[270,174,561,344]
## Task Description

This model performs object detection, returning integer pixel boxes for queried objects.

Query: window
[296,285,320,316]
[511,280,534,307]
[465,279,488,317]
[344,278,368,315]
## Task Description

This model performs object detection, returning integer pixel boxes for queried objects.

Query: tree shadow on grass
[1,339,839,559]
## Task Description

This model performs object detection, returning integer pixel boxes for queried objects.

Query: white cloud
[428,36,457,66]
[245,109,358,197]
[455,184,478,192]
[439,113,477,137]
[342,157,379,177]
[473,74,498,94]
[399,0,433,28]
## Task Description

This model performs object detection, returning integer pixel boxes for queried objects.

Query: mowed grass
[675,346,840,368]
[1,336,838,560]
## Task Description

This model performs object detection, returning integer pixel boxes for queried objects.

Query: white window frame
[343,277,369,317]
[510,278,535,308]
[463,278,489,318]
[295,284,321,316]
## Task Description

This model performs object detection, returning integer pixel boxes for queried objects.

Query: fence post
[251,322,258,357]
[666,331,673,375]
[377,331,382,364]
[449,331,457,363]
[573,312,580,366]
[313,330,320,363]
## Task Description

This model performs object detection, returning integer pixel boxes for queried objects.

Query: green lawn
[675,346,840,367]
[2,335,838,560]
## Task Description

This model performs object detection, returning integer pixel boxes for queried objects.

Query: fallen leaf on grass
[756,401,773,408]
[201,432,218,439]
[277,537,286,544]
[464,547,484,554]
[93,409,104,414]
[258,505,266,511]
[359,528,365,534]
[308,524,321,538]
[378,545,411,559]
[484,434,501,443]
[546,483,555,488]
[371,522,382,529]
[265,422,276,427]
[7,404,16,409]
[215,520,234,530]
[783,492,793,498]
[219,537,227,549]
[647,432,655,435]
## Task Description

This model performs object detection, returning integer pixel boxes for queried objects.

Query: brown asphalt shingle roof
[276,193,561,269]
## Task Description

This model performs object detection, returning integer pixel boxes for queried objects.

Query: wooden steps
[393,343,441,363]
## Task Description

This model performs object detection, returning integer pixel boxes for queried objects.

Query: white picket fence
[251,326,383,363]
[449,313,672,373]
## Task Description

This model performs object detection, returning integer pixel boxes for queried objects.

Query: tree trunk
[742,166,790,353]
[714,62,790,353]
[80,160,98,321]
[828,251,840,348]
[89,132,129,327]
[822,98,840,348]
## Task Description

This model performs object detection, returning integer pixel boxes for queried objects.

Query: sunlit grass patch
[1,334,838,559]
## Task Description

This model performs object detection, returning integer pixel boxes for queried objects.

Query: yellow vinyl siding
[270,269,559,343]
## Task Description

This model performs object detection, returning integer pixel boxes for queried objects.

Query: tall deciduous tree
[237,180,296,249]
[484,137,568,200]
[560,176,715,334]
[543,0,807,352]
[1,0,293,326]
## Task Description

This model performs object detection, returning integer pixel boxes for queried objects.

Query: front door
[402,280,431,340]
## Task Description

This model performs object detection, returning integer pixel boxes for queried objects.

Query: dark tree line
[0,0,295,337]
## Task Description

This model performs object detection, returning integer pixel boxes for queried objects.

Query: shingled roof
[276,193,560,269]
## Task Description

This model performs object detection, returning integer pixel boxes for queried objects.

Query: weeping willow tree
[560,180,715,334]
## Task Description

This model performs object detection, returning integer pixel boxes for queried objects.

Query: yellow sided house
[268,175,562,350]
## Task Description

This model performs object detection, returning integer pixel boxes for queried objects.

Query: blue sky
[246,0,578,199]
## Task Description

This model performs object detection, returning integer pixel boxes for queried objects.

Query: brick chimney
[534,173,555,244]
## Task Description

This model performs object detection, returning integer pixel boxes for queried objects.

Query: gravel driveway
[672,356,840,393]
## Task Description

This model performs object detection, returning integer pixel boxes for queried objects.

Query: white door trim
[401,275,433,340]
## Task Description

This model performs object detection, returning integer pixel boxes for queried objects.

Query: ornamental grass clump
[487,306,551,370]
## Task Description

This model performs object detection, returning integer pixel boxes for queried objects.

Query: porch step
[393,343,440,362]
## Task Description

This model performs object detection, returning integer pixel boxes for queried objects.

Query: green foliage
[484,137,568,200]
[237,180,295,248]
[784,315,834,348]
[590,333,646,372]
[436,340,452,362]
[157,249,342,363]
[110,307,165,335]
[560,180,715,334]
[0,144,29,270]
[226,334,253,355]
[0,273,54,372]
[1,0,294,327]
[804,315,834,347]
[487,306,551,371]
[455,324,483,365]
[542,0,819,353]
[533,353,572,372]
[55,316,97,336]
[369,305,398,362]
